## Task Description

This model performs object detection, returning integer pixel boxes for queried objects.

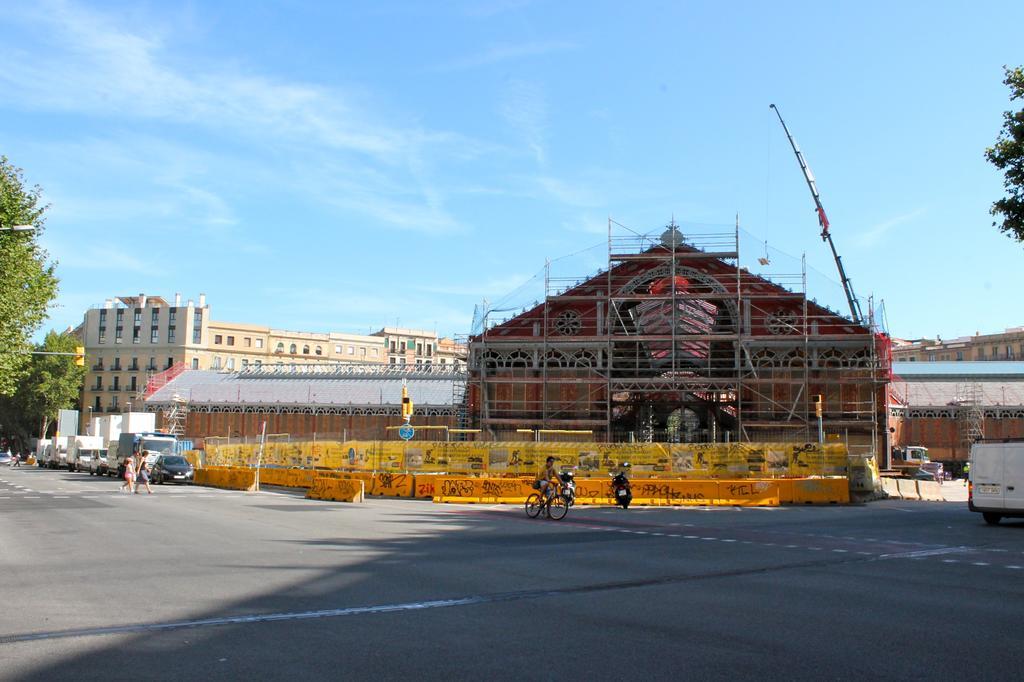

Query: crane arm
[769,104,864,326]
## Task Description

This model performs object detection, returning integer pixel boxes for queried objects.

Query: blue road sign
[398,424,415,441]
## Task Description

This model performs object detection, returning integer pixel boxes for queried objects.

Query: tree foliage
[0,156,59,395]
[985,66,1024,242]
[0,330,84,448]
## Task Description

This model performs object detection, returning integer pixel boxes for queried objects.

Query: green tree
[5,330,86,441]
[0,156,59,395]
[985,66,1024,242]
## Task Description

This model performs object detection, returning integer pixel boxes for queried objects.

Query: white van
[969,441,1024,525]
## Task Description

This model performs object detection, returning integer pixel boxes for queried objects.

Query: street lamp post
[0,225,35,232]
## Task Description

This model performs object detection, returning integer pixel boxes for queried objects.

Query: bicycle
[524,485,569,520]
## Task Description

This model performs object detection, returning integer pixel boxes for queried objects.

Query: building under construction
[467,222,891,454]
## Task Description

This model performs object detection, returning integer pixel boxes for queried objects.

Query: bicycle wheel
[525,493,543,518]
[547,494,569,520]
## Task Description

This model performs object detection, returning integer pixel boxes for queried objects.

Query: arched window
[315,346,322,356]
[302,345,310,355]
[275,342,284,353]
[289,343,297,354]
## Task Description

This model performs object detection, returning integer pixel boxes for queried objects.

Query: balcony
[106,405,119,412]
[92,364,105,371]
[129,364,139,371]
[146,364,158,371]
[92,385,103,392]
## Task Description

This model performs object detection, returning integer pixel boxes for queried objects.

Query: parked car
[150,455,194,484]
[0,452,12,466]
[918,461,944,483]
[86,449,111,476]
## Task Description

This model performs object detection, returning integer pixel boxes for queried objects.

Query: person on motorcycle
[535,456,560,503]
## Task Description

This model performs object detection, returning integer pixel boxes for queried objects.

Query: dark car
[913,462,944,484]
[150,455,195,484]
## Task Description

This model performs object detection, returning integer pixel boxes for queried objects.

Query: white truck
[969,440,1024,525]
[67,435,106,473]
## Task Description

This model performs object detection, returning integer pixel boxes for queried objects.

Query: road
[0,467,1020,681]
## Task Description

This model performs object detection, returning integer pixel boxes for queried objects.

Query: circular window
[554,310,582,336]
[767,309,799,335]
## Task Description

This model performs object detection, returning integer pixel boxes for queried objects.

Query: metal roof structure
[145,365,466,414]
[893,361,1024,380]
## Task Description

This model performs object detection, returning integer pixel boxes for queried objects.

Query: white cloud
[500,79,548,166]
[430,40,577,71]
[0,1,491,236]
[855,208,927,247]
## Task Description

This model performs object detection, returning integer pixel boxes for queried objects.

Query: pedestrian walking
[120,456,136,493]
[135,458,153,494]
[12,452,21,467]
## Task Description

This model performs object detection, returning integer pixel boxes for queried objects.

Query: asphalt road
[0,467,1021,681]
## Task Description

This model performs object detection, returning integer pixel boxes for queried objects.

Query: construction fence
[202,440,850,479]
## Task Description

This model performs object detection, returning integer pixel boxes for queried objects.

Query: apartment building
[79,294,386,415]
[893,327,1024,362]
[372,327,467,369]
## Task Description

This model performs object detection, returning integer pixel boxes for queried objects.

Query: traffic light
[812,394,823,418]
[74,346,85,367]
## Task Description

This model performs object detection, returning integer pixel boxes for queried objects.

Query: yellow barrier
[205,440,849,478]
[194,466,257,491]
[790,478,849,504]
[427,477,845,506]
[306,475,364,503]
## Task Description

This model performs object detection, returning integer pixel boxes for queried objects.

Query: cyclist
[535,456,560,505]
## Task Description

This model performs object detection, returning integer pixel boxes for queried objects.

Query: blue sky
[2,0,1022,341]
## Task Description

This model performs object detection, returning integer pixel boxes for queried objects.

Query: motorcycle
[610,466,632,509]
[559,470,576,506]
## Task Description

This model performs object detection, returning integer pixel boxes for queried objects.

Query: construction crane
[770,104,864,326]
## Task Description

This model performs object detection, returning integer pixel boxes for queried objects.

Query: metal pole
[254,420,267,491]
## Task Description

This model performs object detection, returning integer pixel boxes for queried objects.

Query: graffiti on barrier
[440,480,475,497]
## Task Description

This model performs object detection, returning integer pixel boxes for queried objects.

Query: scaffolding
[162,393,190,438]
[958,381,985,450]
[470,220,888,453]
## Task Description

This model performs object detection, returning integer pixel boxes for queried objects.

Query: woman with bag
[135,458,153,494]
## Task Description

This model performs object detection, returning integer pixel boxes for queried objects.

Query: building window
[400,341,406,352]
[978,348,986,360]
[130,357,138,371]
[254,360,262,368]
[255,339,263,349]
[347,346,354,355]
[417,343,422,356]
[166,357,174,369]
[191,358,199,369]
[134,309,142,325]
[116,309,124,325]
[227,336,235,346]
[151,326,159,343]
[226,358,235,371]
[113,357,121,370]
[427,344,432,357]
[399,357,406,365]
[133,327,141,343]
[334,344,342,354]
[99,310,107,324]
[148,357,156,370]
[212,357,222,370]
[112,395,119,409]
[169,309,176,324]
[168,326,176,343]
[390,341,396,352]
[215,335,223,345]
[372,348,378,357]
[302,345,310,354]
[151,309,159,325]
[94,396,101,411]
[129,376,137,391]
[315,346,322,356]
[193,310,202,344]
[115,326,123,343]
[360,347,366,357]
[956,351,963,361]
[112,376,120,390]
[241,359,249,369]
[94,376,103,390]
[275,342,284,353]
[244,337,251,347]
[98,326,106,344]
[289,343,297,354]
